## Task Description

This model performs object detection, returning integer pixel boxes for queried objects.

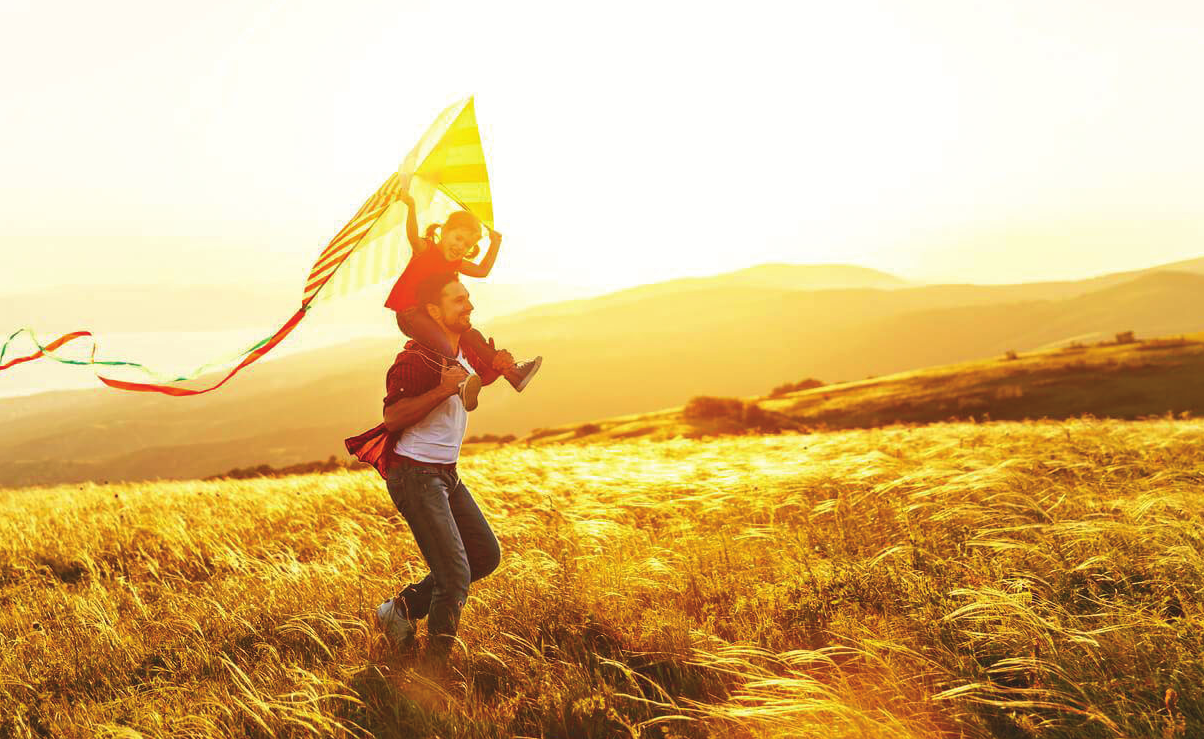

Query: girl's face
[439,226,478,261]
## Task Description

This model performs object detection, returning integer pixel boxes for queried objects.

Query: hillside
[3,420,1204,736]
[5,263,1204,488]
[521,331,1204,444]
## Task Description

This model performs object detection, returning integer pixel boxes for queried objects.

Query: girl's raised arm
[398,178,427,254]
[458,229,501,278]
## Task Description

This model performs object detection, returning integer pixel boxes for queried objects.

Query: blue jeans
[386,461,501,660]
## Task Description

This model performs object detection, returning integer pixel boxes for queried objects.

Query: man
[345,271,515,670]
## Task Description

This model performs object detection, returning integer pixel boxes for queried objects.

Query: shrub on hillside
[1115,330,1136,344]
[769,378,825,397]
[740,403,792,433]
[684,396,794,434]
[684,396,745,421]
[465,433,517,444]
[1138,336,1193,351]
[208,455,353,480]
[1004,349,1019,361]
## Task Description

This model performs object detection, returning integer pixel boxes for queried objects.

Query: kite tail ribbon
[97,306,308,396]
[0,306,308,397]
[0,330,93,372]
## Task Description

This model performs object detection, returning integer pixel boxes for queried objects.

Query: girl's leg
[460,329,499,366]
[398,307,484,411]
[462,329,542,392]
[396,307,456,359]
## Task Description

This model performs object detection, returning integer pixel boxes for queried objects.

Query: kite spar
[0,96,493,396]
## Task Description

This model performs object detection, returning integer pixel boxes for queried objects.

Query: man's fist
[492,349,516,372]
[438,364,469,396]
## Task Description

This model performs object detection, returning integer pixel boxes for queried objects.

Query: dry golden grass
[2,418,1202,737]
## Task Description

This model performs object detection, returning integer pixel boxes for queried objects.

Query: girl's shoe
[458,373,482,411]
[504,357,542,392]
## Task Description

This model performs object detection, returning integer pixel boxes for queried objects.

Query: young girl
[383,186,541,410]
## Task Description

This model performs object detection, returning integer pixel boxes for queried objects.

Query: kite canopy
[0,96,494,396]
[305,96,493,306]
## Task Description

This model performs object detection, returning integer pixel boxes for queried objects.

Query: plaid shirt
[345,338,501,478]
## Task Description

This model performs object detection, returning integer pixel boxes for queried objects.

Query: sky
[2,0,1203,298]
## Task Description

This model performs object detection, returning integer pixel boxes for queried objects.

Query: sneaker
[505,357,543,392]
[458,373,482,411]
[376,598,417,648]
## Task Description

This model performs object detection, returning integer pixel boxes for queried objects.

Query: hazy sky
[2,0,1202,297]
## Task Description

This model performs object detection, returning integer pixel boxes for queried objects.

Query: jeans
[396,307,499,365]
[386,460,501,660]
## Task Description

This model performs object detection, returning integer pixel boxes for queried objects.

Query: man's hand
[492,349,516,372]
[438,364,468,396]
[487,228,502,247]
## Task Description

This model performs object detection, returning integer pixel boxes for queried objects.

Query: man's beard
[444,314,472,333]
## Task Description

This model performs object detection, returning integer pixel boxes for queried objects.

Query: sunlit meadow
[2,418,1201,737]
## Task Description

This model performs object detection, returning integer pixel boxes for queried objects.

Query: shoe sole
[512,356,542,393]
[460,373,482,411]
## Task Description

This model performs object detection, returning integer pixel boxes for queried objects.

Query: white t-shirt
[393,350,472,464]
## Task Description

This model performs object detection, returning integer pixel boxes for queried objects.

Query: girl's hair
[424,210,482,260]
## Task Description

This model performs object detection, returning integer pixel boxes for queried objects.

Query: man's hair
[416,271,461,310]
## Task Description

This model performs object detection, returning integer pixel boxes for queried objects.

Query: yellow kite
[0,96,493,396]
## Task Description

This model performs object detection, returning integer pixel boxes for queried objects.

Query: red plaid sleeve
[385,349,439,403]
[346,343,441,479]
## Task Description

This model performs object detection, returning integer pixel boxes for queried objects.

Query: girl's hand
[488,228,502,246]
[398,173,415,205]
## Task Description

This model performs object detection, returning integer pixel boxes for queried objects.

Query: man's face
[432,281,473,333]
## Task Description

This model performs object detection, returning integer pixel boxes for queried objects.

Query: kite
[0,96,492,396]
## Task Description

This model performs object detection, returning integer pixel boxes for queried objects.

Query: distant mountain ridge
[2,257,1204,488]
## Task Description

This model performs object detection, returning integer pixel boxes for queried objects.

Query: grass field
[2,418,1202,737]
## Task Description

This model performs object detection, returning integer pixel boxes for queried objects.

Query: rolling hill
[524,331,1204,445]
[4,259,1204,488]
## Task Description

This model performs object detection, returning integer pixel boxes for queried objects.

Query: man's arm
[382,364,466,432]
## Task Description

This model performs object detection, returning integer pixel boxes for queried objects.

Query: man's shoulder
[386,340,441,389]
[393,339,438,364]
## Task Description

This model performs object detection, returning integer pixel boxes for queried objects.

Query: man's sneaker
[458,373,482,411]
[376,598,417,648]
[505,357,542,392]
